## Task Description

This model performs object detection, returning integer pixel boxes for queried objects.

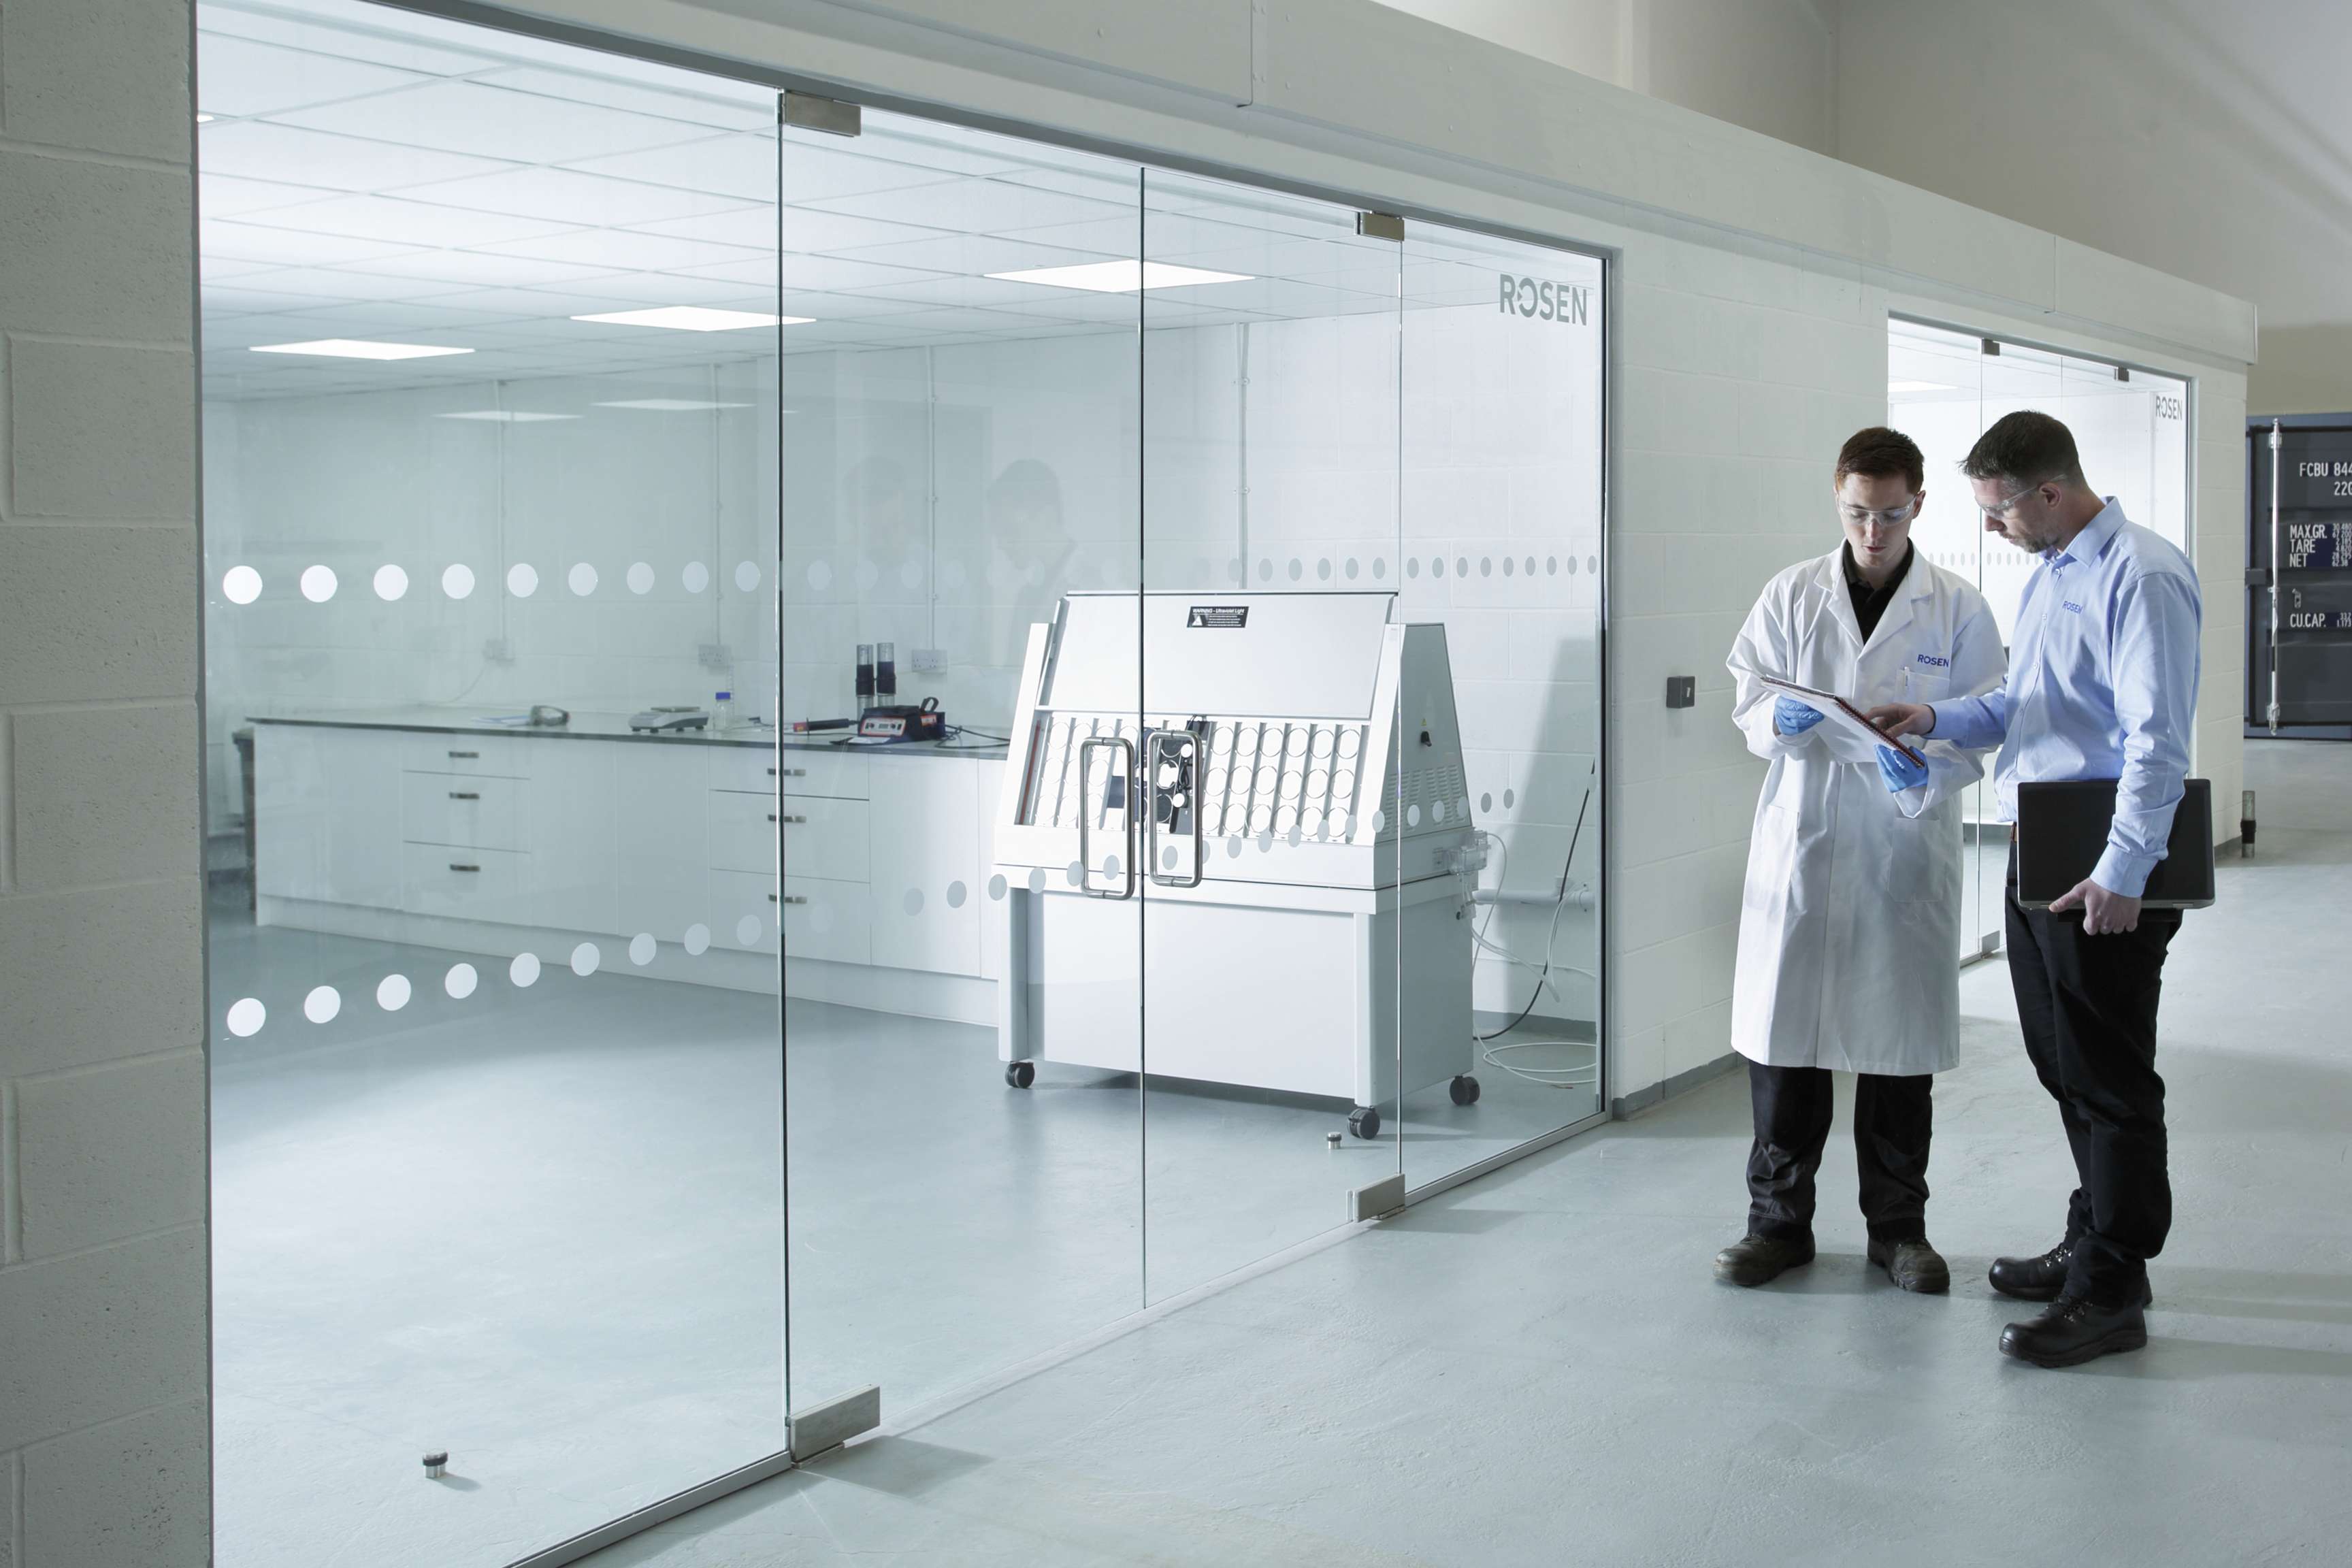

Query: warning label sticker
[1186,606,1248,629]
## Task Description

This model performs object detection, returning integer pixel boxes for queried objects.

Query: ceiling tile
[325,248,617,288]
[634,204,950,257]
[395,166,760,226]
[234,267,473,302]
[568,135,781,201]
[196,32,430,117]
[477,65,773,130]
[802,176,1135,234]
[832,233,1124,277]
[198,119,515,191]
[480,227,766,272]
[200,170,345,216]
[198,5,500,76]
[235,193,578,248]
[201,216,425,265]
[272,79,720,166]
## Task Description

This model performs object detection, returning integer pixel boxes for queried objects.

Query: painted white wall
[1375,0,1840,156]
[1835,0,2349,414]
[0,0,210,1562]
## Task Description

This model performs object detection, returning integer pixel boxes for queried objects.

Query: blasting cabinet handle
[1077,735,1137,900]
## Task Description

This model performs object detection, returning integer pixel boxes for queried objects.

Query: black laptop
[2015,779,2215,910]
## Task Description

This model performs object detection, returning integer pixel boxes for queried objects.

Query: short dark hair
[1835,427,1924,492]
[1963,410,2085,487]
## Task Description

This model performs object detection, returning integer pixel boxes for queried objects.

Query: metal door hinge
[1350,1173,1406,1223]
[782,91,860,137]
[789,1385,881,1461]
[1355,211,1404,242]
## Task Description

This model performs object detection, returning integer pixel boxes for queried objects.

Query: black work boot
[1714,1232,1814,1287]
[1867,1237,1951,1294]
[1998,1295,2149,1368]
[1990,1243,2153,1305]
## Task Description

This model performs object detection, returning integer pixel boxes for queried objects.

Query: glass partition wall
[1889,318,2190,959]
[199,4,1607,1565]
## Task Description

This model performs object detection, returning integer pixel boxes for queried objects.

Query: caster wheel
[1348,1105,1382,1140]
[1004,1060,1036,1089]
[1450,1073,1481,1106]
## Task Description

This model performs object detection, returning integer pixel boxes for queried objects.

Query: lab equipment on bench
[856,697,946,742]
[628,706,708,734]
[993,591,1479,1138]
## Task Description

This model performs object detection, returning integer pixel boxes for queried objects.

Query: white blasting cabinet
[993,591,1480,1139]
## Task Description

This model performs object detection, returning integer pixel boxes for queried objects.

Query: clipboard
[2014,779,2215,911]
[1754,674,1925,766]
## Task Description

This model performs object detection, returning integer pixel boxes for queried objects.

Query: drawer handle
[778,767,805,778]
[774,813,806,825]
[449,863,480,873]
[779,894,806,906]
[448,750,479,760]
[448,791,480,801]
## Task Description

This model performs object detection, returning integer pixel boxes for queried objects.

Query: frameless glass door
[199,3,790,1562]
[774,108,1147,1422]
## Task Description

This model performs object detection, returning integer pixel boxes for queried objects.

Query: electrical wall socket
[483,638,514,664]
[910,647,945,672]
[698,643,733,668]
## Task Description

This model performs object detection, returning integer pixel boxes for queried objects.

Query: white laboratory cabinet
[252,713,1004,1022]
[993,592,1479,1137]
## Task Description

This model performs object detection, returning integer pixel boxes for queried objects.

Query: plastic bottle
[713,690,734,732]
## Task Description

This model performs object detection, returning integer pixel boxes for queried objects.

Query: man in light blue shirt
[1872,410,2200,1370]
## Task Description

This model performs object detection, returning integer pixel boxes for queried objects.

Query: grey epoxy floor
[579,739,2352,1568]
[208,885,1597,1565]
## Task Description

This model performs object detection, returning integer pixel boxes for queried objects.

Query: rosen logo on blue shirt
[2062,600,2085,614]
[1914,653,1950,668]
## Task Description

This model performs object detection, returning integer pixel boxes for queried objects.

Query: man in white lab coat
[1714,427,2006,1292]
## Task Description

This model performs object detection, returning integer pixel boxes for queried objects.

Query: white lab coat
[1727,550,2005,1076]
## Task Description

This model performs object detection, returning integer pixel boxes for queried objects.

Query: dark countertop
[249,706,1008,761]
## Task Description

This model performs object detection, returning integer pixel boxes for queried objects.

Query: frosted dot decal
[1480,557,1492,577]
[629,932,656,965]
[801,559,832,592]
[1547,557,1558,576]
[734,560,762,593]
[1226,837,1244,858]
[300,565,338,603]
[1371,810,1386,834]
[1587,555,1599,574]
[1406,558,1420,579]
[903,887,924,915]
[1256,832,1273,854]
[1162,846,1179,870]
[510,951,540,987]
[1433,800,1447,822]
[304,985,341,1024]
[222,566,263,604]
[1258,559,1273,582]
[1066,860,1084,887]
[627,561,655,595]
[900,558,924,589]
[1481,792,1493,813]
[1345,558,1360,579]
[376,973,411,1011]
[1028,868,1048,894]
[947,881,968,909]
[855,558,880,591]
[683,561,710,594]
[570,941,600,977]
[683,923,711,956]
[1503,789,1516,808]
[1100,853,1120,879]
[1432,557,1446,578]
[1317,559,1332,581]
[445,963,478,999]
[1373,557,1387,579]
[1525,557,1537,576]
[1502,557,1514,577]
[568,562,598,596]
[1567,556,1578,575]
[226,997,265,1036]
[507,563,538,598]
[988,873,1008,900]
[1456,556,1469,578]
[736,915,761,946]
[442,564,476,599]
[1407,804,1421,828]
[373,564,409,601]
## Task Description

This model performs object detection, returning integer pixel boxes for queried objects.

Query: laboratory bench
[249,708,1010,1023]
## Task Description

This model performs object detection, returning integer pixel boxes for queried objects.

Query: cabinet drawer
[783,875,872,964]
[708,868,782,957]
[402,843,533,921]
[401,772,525,850]
[715,747,868,800]
[403,733,531,779]
[782,794,868,881]
[706,789,780,875]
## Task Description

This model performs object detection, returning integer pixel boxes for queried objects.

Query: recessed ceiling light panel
[592,399,755,411]
[985,260,1254,293]
[570,306,809,332]
[250,339,473,361]
[436,410,580,422]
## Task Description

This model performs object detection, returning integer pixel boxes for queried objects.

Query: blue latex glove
[1774,696,1824,736]
[1877,744,1929,794]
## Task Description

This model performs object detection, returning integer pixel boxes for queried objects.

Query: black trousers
[1745,1062,1933,1245]
[2004,863,2180,1305]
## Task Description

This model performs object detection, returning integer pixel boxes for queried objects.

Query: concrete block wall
[0,1,210,1564]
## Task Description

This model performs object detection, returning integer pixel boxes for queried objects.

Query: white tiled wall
[0,1,210,1562]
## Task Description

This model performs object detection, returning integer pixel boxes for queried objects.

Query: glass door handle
[1077,735,1137,900]
[1144,729,1203,888]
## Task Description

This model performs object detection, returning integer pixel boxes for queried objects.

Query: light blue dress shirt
[1928,498,2202,897]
